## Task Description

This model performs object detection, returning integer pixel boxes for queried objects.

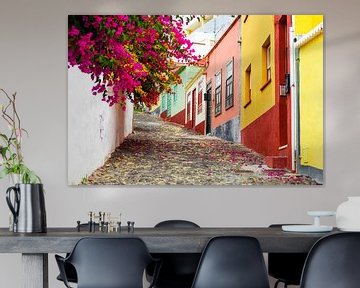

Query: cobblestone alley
[86,112,318,185]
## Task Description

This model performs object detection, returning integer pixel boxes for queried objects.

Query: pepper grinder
[77,221,81,232]
[98,211,103,231]
[127,221,135,233]
[88,211,93,232]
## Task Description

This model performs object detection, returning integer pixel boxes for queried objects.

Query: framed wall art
[68,14,323,186]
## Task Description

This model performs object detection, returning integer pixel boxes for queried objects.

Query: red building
[240,15,293,170]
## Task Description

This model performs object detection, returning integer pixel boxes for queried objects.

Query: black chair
[268,224,308,288]
[191,236,270,288]
[55,237,160,288]
[300,232,360,288]
[56,223,99,284]
[56,262,77,284]
[154,220,200,229]
[147,220,201,288]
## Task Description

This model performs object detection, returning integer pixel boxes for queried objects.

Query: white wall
[68,66,134,184]
[0,0,360,287]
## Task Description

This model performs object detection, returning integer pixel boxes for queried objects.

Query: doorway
[205,81,212,134]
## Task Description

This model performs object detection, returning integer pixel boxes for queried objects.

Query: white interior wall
[0,0,360,287]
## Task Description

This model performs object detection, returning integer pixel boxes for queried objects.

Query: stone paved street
[86,112,318,185]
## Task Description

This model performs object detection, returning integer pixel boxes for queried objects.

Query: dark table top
[0,227,340,254]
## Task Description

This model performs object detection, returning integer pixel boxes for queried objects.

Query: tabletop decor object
[336,197,360,231]
[282,211,335,232]
[6,183,47,233]
[0,88,47,233]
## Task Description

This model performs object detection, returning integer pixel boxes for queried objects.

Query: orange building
[204,17,241,142]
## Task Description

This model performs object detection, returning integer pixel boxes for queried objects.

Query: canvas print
[68,15,323,185]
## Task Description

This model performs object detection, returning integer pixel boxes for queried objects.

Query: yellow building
[295,15,323,182]
[241,15,275,129]
[241,15,294,170]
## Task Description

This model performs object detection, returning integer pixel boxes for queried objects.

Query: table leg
[22,253,48,288]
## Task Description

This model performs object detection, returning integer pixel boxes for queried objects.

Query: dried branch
[0,88,40,183]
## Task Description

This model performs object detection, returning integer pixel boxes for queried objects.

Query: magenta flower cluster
[68,15,200,108]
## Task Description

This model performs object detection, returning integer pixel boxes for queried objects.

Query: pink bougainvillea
[68,15,200,108]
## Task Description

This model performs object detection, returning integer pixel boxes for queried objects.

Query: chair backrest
[66,237,154,288]
[155,219,200,228]
[191,236,270,288]
[268,224,308,285]
[151,220,201,286]
[300,232,360,288]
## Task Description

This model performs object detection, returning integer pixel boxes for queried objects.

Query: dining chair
[55,237,160,288]
[300,232,360,288]
[147,220,201,288]
[56,223,99,284]
[191,236,270,288]
[268,224,308,288]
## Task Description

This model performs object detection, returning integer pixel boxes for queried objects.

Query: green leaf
[26,170,41,184]
[1,146,8,158]
[0,133,9,141]
[21,128,29,137]
[0,168,9,179]
[18,164,41,184]
[10,153,17,161]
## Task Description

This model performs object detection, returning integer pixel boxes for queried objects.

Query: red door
[279,16,288,148]
[277,15,292,170]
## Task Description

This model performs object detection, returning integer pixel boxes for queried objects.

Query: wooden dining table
[0,226,339,288]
